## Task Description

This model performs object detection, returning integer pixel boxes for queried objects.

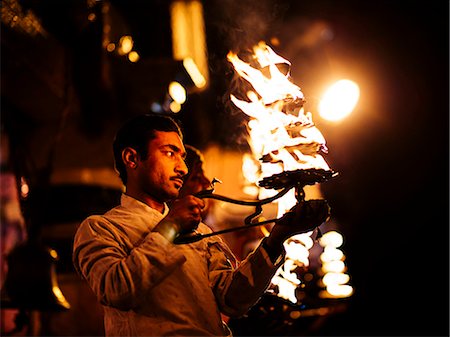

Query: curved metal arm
[173,186,295,245]
[175,169,338,245]
[175,187,297,245]
[173,217,278,245]
[194,186,292,206]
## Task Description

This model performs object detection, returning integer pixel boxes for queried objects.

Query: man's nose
[177,158,188,176]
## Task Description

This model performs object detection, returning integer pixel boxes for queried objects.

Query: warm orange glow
[324,284,354,298]
[118,35,133,55]
[319,230,353,298]
[320,246,344,263]
[183,57,206,88]
[228,41,333,304]
[128,51,140,63]
[20,176,29,198]
[168,81,187,104]
[227,42,354,305]
[49,249,59,259]
[52,286,71,309]
[260,225,270,237]
[241,153,260,196]
[52,286,64,299]
[272,258,302,303]
[106,43,116,52]
[228,41,330,217]
[169,101,181,113]
[285,240,310,266]
[319,79,359,121]
[170,0,209,88]
[290,233,314,250]
[322,272,350,286]
[319,230,343,248]
[87,13,96,22]
[322,260,346,273]
[103,24,111,34]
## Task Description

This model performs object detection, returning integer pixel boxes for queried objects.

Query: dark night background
[1,0,448,336]
[202,3,450,334]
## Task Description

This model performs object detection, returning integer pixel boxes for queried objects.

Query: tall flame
[227,41,330,215]
[228,42,352,304]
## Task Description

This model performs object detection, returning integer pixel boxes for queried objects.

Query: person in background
[177,144,212,214]
[178,144,264,262]
[72,113,330,336]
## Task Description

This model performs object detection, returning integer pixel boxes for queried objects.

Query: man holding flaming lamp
[72,112,330,336]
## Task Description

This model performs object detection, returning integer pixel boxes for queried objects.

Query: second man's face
[179,161,211,197]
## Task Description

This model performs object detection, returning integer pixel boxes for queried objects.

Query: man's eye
[166,151,174,157]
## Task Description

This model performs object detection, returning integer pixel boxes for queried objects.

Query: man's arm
[72,215,186,310]
[208,199,330,317]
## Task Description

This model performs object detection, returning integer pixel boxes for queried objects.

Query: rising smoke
[205,0,291,148]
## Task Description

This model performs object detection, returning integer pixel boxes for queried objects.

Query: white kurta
[73,194,284,336]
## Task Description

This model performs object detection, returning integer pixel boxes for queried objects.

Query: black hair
[113,114,183,185]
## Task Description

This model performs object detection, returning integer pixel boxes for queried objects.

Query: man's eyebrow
[161,144,186,158]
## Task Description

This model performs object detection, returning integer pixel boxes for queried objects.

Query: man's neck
[126,190,165,213]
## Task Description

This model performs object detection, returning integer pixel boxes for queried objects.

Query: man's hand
[166,195,205,233]
[265,199,331,255]
[153,195,205,242]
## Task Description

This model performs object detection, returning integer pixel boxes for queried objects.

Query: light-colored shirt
[73,194,284,336]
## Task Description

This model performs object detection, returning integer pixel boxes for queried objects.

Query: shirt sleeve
[72,215,186,311]
[206,235,286,318]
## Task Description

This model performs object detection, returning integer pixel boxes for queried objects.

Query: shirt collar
[120,193,169,217]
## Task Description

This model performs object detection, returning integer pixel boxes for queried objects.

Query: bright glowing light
[322,272,350,286]
[319,79,359,121]
[326,284,353,297]
[319,229,353,299]
[285,240,310,266]
[271,275,299,303]
[52,286,71,308]
[227,41,331,216]
[20,177,29,198]
[272,259,301,303]
[183,57,206,88]
[290,233,314,250]
[319,230,343,248]
[52,286,64,299]
[228,42,336,304]
[118,35,133,55]
[106,43,115,52]
[128,51,140,63]
[168,81,187,104]
[322,260,346,273]
[320,246,344,263]
[169,101,181,113]
[170,0,209,88]
[242,153,260,196]
[49,249,59,259]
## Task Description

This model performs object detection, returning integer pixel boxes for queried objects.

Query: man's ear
[122,147,139,169]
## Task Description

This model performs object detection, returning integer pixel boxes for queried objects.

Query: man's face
[136,131,187,202]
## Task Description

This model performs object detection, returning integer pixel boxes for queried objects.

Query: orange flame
[228,42,330,178]
[228,42,330,213]
[228,42,334,303]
